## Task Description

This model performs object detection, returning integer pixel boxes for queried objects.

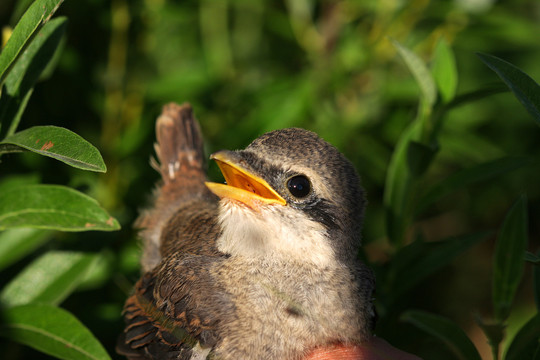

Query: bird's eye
[287,175,311,198]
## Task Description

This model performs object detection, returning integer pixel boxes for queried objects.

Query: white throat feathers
[216,199,335,267]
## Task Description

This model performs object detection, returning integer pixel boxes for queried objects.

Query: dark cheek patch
[300,199,341,231]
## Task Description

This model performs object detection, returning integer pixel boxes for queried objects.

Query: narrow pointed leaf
[401,310,482,360]
[416,157,532,215]
[0,18,66,137]
[407,140,438,176]
[504,314,540,360]
[0,0,65,86]
[0,251,98,307]
[0,228,52,271]
[383,120,422,246]
[534,249,540,311]
[525,251,540,265]
[387,232,489,302]
[4,17,67,96]
[392,39,437,109]
[478,53,540,124]
[0,303,111,360]
[0,184,120,231]
[474,315,505,360]
[0,126,106,172]
[431,38,457,103]
[446,85,507,110]
[493,195,528,322]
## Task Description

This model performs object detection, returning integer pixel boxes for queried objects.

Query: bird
[117,102,376,360]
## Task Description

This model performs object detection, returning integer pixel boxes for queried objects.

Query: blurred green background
[1,0,539,359]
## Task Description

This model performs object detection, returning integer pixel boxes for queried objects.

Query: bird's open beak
[205,151,286,207]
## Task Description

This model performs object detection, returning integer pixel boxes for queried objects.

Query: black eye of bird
[287,175,311,198]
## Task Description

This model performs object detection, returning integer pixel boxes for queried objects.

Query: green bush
[0,1,538,359]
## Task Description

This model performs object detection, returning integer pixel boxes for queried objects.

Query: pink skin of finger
[306,337,423,360]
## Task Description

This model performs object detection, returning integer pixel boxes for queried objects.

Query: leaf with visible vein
[0,303,111,360]
[0,126,107,172]
[0,0,65,86]
[0,251,99,307]
[478,53,540,125]
[0,184,120,231]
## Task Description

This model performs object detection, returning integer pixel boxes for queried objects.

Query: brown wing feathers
[118,103,224,359]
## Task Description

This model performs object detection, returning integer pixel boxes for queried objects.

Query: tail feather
[153,103,205,186]
[137,102,210,272]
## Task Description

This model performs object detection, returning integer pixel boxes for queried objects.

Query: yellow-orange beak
[205,151,286,207]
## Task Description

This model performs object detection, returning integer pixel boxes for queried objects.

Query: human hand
[306,336,422,360]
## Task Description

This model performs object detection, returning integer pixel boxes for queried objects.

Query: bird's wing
[118,255,231,360]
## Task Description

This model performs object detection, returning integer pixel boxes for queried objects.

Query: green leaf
[416,157,532,215]
[525,251,540,265]
[0,126,107,172]
[9,0,36,25]
[477,53,540,125]
[386,232,489,302]
[431,38,458,103]
[533,249,540,311]
[2,88,33,137]
[504,314,540,360]
[0,0,65,86]
[406,140,438,176]
[0,172,41,193]
[0,303,111,360]
[0,251,98,307]
[493,195,529,322]
[401,310,482,360]
[383,120,422,246]
[445,85,507,111]
[0,184,120,232]
[0,17,67,137]
[392,38,437,110]
[475,315,505,360]
[4,17,67,96]
[0,228,52,271]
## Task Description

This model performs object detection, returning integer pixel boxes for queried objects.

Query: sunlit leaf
[0,251,99,307]
[504,314,540,360]
[0,17,67,137]
[4,18,66,97]
[478,53,540,125]
[431,38,457,103]
[493,195,528,322]
[0,228,52,271]
[392,38,437,110]
[0,126,107,172]
[0,0,65,86]
[401,310,482,360]
[0,303,111,360]
[0,184,120,231]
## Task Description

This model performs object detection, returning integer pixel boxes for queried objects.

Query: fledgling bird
[117,103,376,360]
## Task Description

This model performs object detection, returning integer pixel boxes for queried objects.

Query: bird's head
[205,128,365,267]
